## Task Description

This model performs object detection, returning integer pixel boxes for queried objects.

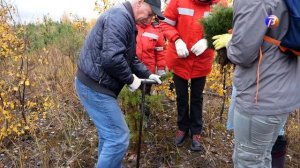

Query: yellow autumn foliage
[0,0,55,141]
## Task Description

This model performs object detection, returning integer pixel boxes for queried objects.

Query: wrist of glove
[212,34,232,50]
[128,74,141,92]
[191,38,208,56]
[175,39,189,58]
[149,74,162,84]
[156,69,166,76]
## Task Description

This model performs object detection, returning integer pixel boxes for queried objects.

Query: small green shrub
[200,5,233,49]
[200,4,233,66]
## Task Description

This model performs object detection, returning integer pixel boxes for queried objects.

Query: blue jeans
[75,78,129,168]
[227,85,237,130]
[233,109,288,168]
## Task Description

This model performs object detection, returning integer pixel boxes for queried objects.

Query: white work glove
[191,38,208,56]
[149,74,162,84]
[175,39,189,58]
[157,69,166,76]
[128,74,141,92]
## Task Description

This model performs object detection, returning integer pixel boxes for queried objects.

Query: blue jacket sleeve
[130,55,152,79]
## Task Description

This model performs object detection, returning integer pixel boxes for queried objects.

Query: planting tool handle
[140,79,158,84]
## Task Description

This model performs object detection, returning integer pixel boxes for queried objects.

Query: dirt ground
[124,94,234,168]
[124,94,300,168]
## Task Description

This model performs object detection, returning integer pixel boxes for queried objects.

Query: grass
[0,47,299,168]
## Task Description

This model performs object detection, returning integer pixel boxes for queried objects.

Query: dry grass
[1,47,299,168]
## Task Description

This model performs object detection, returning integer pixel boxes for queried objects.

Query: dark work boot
[272,135,287,168]
[174,130,187,147]
[191,134,202,151]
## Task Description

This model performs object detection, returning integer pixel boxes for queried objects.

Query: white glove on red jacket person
[149,74,162,84]
[128,74,141,92]
[175,39,189,58]
[191,38,208,56]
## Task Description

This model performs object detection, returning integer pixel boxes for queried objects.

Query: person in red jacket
[136,20,166,76]
[136,19,166,118]
[160,0,217,151]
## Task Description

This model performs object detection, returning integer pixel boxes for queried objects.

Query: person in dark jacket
[75,0,164,167]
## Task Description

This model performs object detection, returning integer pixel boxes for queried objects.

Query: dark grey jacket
[228,0,300,115]
[77,2,151,98]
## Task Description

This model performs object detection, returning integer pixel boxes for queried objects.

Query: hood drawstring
[255,48,263,104]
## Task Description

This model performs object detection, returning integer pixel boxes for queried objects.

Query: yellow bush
[0,1,55,141]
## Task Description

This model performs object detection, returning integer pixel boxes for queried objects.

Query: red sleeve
[160,0,180,43]
[155,29,166,70]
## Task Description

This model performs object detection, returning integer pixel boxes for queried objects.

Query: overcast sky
[13,0,101,23]
[12,0,166,23]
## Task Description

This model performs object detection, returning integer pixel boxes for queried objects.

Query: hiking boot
[174,130,187,147]
[191,134,202,151]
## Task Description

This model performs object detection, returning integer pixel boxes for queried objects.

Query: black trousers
[173,74,206,135]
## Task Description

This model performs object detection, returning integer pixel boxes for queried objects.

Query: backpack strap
[264,35,300,56]
[255,35,300,103]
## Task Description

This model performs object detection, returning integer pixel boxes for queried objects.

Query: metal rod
[136,82,146,168]
[136,78,160,168]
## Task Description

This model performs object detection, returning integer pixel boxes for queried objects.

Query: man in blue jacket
[75,0,164,167]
